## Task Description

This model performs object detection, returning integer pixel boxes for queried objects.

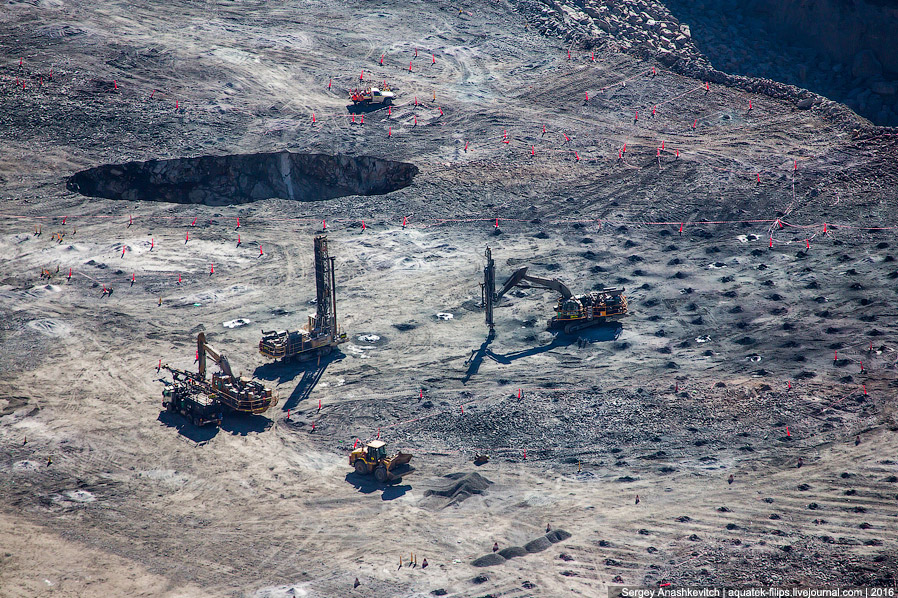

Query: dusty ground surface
[2,0,898,596]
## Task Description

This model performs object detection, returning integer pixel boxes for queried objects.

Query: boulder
[872,81,897,96]
[852,50,882,80]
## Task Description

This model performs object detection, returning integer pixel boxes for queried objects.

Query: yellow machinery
[260,235,347,361]
[349,440,413,482]
[483,246,628,335]
[164,332,277,416]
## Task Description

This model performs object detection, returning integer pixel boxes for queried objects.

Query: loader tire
[374,466,389,483]
[354,460,369,475]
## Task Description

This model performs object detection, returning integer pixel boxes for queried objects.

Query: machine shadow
[157,411,220,443]
[463,322,622,381]
[254,351,344,385]
[344,472,411,500]
[346,102,391,115]
[267,352,345,412]
[220,413,273,436]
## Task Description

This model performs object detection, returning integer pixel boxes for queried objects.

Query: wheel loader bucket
[389,451,413,468]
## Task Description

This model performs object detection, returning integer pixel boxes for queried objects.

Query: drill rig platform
[259,235,347,361]
[163,332,278,416]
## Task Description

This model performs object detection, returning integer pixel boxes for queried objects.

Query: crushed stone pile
[424,472,492,507]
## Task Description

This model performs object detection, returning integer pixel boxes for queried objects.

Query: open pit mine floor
[1,0,897,596]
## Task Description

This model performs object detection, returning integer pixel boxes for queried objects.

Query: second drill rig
[259,235,347,361]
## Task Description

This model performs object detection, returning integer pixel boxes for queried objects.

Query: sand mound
[472,553,506,567]
[498,546,528,559]
[524,536,553,553]
[424,472,492,507]
[546,529,572,543]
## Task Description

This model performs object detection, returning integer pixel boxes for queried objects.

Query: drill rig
[483,246,628,335]
[163,332,278,417]
[259,235,347,361]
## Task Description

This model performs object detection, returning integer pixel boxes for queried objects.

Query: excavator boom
[520,273,573,300]
[494,267,573,301]
[482,245,627,335]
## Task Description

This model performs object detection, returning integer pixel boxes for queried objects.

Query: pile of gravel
[424,472,492,507]
[524,536,553,553]
[472,553,506,567]
[473,529,573,566]
[546,529,572,543]
[499,546,529,559]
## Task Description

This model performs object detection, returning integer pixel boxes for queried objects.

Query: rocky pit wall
[66,152,418,205]
[513,0,898,128]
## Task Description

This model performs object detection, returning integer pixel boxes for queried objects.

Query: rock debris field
[1,0,898,597]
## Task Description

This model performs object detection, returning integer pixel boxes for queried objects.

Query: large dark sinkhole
[66,152,418,205]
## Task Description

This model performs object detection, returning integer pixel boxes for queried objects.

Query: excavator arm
[520,273,573,300]
[495,267,573,301]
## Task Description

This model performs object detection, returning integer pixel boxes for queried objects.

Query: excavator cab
[558,297,583,318]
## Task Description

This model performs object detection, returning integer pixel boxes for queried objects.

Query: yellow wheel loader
[349,440,413,483]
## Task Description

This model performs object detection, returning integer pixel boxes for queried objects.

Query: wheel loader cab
[366,440,387,462]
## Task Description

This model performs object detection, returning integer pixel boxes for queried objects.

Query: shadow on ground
[157,411,219,443]
[463,322,622,382]
[346,102,392,115]
[221,413,272,436]
[257,352,345,412]
[344,472,412,500]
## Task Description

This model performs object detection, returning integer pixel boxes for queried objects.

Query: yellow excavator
[483,246,628,335]
[349,440,413,482]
